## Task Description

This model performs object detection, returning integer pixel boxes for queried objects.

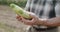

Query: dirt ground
[0,5,29,32]
[0,5,60,32]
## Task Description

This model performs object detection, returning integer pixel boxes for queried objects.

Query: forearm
[38,17,60,27]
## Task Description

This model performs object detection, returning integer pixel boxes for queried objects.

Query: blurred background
[0,0,30,32]
[0,0,60,32]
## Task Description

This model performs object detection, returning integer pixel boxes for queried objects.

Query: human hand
[16,14,40,26]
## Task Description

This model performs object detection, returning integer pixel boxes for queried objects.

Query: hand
[16,14,40,26]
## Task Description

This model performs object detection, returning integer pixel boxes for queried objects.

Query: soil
[0,5,29,32]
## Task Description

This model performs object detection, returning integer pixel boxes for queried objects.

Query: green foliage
[0,0,27,7]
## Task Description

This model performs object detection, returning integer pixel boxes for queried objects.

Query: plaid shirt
[24,0,60,28]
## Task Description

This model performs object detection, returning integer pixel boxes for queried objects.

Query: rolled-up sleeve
[24,0,31,11]
[55,2,60,17]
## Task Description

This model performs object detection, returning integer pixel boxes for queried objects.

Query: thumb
[29,14,38,19]
[28,12,38,18]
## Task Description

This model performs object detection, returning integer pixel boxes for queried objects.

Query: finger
[31,18,35,21]
[29,14,35,18]
[17,17,24,22]
[21,17,33,24]
[16,16,22,21]
[21,17,26,21]
[29,14,38,19]
[20,16,35,24]
[16,15,21,19]
[20,16,37,24]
